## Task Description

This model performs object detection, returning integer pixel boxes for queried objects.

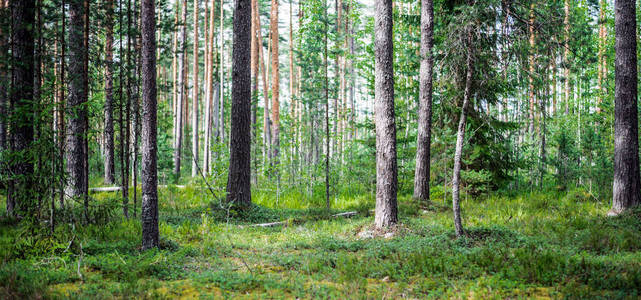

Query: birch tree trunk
[451,35,474,238]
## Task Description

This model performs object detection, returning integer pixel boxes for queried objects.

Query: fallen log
[248,211,359,228]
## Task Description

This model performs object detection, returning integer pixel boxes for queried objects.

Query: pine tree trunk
[8,0,36,215]
[226,0,252,206]
[141,0,159,250]
[611,0,641,215]
[563,0,570,115]
[413,0,434,203]
[374,0,397,229]
[528,4,536,135]
[104,0,116,185]
[191,0,199,177]
[270,0,280,166]
[251,0,259,183]
[324,0,330,209]
[452,37,473,238]
[65,0,88,203]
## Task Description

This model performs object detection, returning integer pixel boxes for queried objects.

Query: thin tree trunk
[192,0,199,177]
[83,0,90,222]
[0,0,7,153]
[219,0,224,144]
[413,0,434,203]
[141,0,159,250]
[226,0,251,206]
[104,0,116,185]
[174,0,187,178]
[172,0,178,167]
[132,0,142,217]
[452,37,473,238]
[374,0,397,229]
[611,0,641,215]
[563,0,570,115]
[251,0,259,183]
[324,0,330,209]
[204,0,214,175]
[270,0,280,167]
[528,4,536,135]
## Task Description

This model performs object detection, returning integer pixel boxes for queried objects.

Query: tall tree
[8,0,36,215]
[413,0,434,203]
[270,0,280,164]
[226,0,251,206]
[141,0,158,250]
[610,0,641,215]
[373,0,397,229]
[563,0,570,114]
[65,0,88,204]
[104,0,116,184]
[192,0,199,177]
[173,0,187,178]
[0,0,8,153]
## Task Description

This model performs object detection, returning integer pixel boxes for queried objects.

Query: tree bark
[611,0,641,215]
[0,0,7,154]
[65,0,88,203]
[374,0,397,229]
[192,0,199,177]
[173,0,187,178]
[104,0,116,185]
[452,35,474,238]
[270,0,280,166]
[8,0,36,215]
[141,0,158,250]
[413,0,433,203]
[251,0,259,182]
[563,0,570,115]
[226,0,252,206]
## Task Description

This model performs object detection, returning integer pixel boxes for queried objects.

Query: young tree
[65,0,88,203]
[226,0,251,206]
[451,32,473,238]
[413,0,434,203]
[141,0,158,250]
[610,0,641,215]
[104,0,116,185]
[8,0,36,215]
[374,0,397,229]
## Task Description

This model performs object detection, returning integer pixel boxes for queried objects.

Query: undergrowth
[0,187,640,298]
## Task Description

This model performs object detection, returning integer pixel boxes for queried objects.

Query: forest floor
[1,186,641,299]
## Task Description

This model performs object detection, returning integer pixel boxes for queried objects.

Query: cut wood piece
[89,186,122,192]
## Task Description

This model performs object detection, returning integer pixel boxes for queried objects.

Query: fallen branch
[248,211,359,228]
[89,185,187,193]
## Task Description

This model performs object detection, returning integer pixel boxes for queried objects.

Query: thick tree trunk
[104,0,116,185]
[173,0,187,178]
[65,0,88,203]
[611,0,641,215]
[191,0,199,177]
[452,38,473,238]
[141,0,158,250]
[8,0,36,215]
[413,0,433,203]
[374,0,397,229]
[270,0,280,166]
[226,0,252,206]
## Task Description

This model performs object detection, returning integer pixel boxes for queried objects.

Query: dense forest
[1,0,641,297]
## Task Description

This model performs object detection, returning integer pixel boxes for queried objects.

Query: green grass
[1,187,640,299]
